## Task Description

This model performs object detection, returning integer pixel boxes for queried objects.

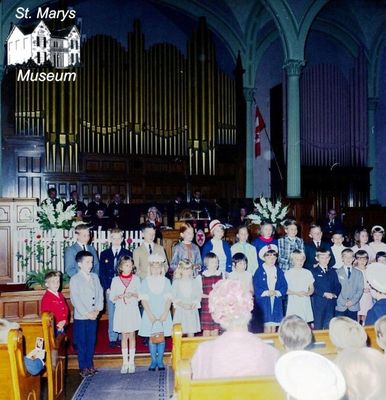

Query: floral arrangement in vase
[247,196,289,227]
[37,201,76,231]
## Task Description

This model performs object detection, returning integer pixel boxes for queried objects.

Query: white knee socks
[122,348,129,364]
[129,348,136,365]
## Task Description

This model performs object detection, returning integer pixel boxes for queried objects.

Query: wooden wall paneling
[0,227,11,281]
[18,177,28,198]
[32,177,41,198]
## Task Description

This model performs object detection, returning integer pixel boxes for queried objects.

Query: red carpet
[67,320,172,355]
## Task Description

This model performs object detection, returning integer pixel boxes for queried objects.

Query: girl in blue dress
[139,254,172,371]
[253,249,287,333]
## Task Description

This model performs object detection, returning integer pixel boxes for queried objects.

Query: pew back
[0,340,15,399]
[176,359,286,400]
[172,324,342,371]
[19,313,66,400]
[0,329,41,400]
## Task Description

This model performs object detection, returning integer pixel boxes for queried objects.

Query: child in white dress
[228,253,253,293]
[285,250,315,323]
[172,259,202,337]
[370,225,386,255]
[110,255,141,374]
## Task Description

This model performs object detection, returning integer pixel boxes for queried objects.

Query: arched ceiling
[2,0,386,91]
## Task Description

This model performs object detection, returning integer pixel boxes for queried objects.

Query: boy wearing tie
[335,249,364,320]
[311,250,341,329]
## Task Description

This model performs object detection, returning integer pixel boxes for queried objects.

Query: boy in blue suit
[99,228,132,347]
[64,224,99,277]
[311,249,341,329]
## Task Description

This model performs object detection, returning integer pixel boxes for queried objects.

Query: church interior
[1,0,386,399]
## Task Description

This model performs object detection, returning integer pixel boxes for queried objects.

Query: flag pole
[262,126,284,181]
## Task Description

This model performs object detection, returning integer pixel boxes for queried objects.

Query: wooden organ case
[2,18,245,203]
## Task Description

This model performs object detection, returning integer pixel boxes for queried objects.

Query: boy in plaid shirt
[278,220,304,271]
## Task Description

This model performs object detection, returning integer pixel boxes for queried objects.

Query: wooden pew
[19,312,66,400]
[175,359,286,400]
[0,329,40,400]
[172,324,339,371]
[365,325,382,351]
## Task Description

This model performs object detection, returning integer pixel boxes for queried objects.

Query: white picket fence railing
[13,228,143,283]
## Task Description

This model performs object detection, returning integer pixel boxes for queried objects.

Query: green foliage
[26,268,70,289]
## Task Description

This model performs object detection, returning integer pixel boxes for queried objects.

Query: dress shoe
[80,369,90,378]
[88,367,99,375]
[121,363,129,374]
[158,366,165,371]
[128,363,135,373]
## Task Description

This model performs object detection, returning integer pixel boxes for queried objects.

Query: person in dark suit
[91,208,114,231]
[86,193,107,218]
[41,187,63,209]
[99,228,133,347]
[189,189,210,219]
[311,249,341,329]
[304,224,335,270]
[65,191,87,218]
[64,224,99,277]
[321,209,345,237]
[167,192,187,226]
[107,193,125,228]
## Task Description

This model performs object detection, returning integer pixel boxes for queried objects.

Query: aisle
[67,320,173,355]
[72,366,174,400]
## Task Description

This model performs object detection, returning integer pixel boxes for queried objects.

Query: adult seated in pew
[0,319,44,375]
[278,315,312,351]
[374,315,386,352]
[191,279,280,379]
[335,347,386,400]
[329,317,367,354]
[365,263,386,325]
[275,351,346,400]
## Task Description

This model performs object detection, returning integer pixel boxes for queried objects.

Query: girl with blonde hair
[172,259,202,337]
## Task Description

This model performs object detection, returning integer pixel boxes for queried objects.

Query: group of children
[39,218,386,377]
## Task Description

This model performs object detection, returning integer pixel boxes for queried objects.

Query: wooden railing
[13,228,143,283]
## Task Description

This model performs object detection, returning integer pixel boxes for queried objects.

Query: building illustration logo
[7,20,80,68]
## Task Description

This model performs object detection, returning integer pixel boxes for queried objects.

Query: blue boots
[148,341,165,371]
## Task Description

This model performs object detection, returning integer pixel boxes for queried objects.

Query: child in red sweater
[41,271,69,334]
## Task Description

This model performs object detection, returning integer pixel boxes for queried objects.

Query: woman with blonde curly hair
[191,279,280,379]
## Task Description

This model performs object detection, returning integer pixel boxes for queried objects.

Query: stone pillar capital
[283,59,306,77]
[243,87,256,102]
[368,97,379,111]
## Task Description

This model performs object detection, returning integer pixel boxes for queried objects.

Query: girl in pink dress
[355,250,372,325]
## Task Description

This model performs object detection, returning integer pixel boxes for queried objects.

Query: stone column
[368,97,379,203]
[243,87,256,198]
[283,59,305,198]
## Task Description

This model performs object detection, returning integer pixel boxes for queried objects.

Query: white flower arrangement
[37,201,76,231]
[247,196,289,227]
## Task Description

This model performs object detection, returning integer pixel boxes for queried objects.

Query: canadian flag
[255,106,265,157]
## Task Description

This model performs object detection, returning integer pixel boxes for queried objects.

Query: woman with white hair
[335,347,386,400]
[329,317,367,353]
[191,279,280,379]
